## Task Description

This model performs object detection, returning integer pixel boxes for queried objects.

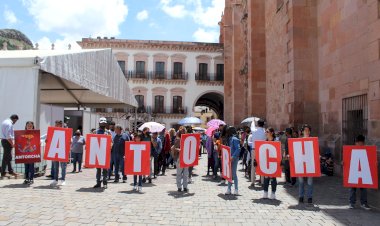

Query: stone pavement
[0,155,379,226]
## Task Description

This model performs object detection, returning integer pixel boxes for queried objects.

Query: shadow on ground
[167,191,195,198]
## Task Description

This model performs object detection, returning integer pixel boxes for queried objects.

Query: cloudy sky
[1,0,224,50]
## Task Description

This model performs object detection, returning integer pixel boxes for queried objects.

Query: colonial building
[222,0,380,208]
[78,38,224,129]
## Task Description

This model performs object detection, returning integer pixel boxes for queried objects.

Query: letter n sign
[343,146,378,189]
[180,133,201,168]
[84,134,111,169]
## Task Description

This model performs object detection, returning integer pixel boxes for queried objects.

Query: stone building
[222,0,380,208]
[78,38,224,130]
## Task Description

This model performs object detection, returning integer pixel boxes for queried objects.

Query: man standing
[158,129,170,176]
[113,125,129,183]
[248,119,266,187]
[94,117,110,188]
[151,132,162,179]
[1,114,19,177]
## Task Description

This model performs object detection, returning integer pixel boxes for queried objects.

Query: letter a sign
[289,137,321,177]
[255,141,282,177]
[44,127,72,162]
[343,146,378,189]
[125,141,150,175]
[221,145,232,182]
[180,133,200,168]
[84,134,111,168]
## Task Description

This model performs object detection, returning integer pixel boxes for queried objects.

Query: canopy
[0,49,137,108]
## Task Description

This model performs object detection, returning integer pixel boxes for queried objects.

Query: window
[173,62,183,79]
[173,96,183,113]
[216,64,224,81]
[136,61,145,77]
[117,60,126,75]
[135,95,145,113]
[154,95,164,113]
[198,63,208,80]
[155,62,165,79]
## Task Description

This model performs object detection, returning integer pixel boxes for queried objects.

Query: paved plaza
[0,156,379,226]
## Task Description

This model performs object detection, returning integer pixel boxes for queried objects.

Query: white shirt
[248,127,266,150]
[1,119,14,139]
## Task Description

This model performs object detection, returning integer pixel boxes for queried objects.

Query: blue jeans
[114,154,126,180]
[53,161,67,181]
[24,163,34,181]
[108,151,117,178]
[228,158,239,191]
[263,177,277,192]
[298,177,313,198]
[213,151,220,176]
[72,153,83,171]
[134,175,142,186]
[350,188,367,205]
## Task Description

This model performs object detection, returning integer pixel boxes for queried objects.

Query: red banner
[124,141,150,175]
[84,134,112,169]
[343,146,378,189]
[179,133,200,168]
[255,141,282,177]
[43,127,72,162]
[14,130,41,164]
[289,137,321,177]
[221,145,232,182]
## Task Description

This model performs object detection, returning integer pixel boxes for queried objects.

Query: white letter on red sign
[349,149,373,185]
[293,141,315,174]
[183,136,197,165]
[222,148,230,177]
[259,144,277,175]
[130,144,145,172]
[47,130,66,159]
[89,137,108,166]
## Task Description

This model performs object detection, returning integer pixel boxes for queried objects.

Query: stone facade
[223,0,380,208]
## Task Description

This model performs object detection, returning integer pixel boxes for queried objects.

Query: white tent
[0,49,137,130]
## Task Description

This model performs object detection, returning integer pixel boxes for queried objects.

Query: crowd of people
[0,115,373,210]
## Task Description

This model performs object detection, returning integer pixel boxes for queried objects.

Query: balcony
[152,71,167,80]
[128,70,148,79]
[151,106,187,115]
[171,72,188,80]
[195,73,224,82]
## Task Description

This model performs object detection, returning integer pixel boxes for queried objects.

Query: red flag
[255,141,282,177]
[179,133,200,168]
[84,134,112,169]
[343,146,378,189]
[43,127,72,162]
[221,145,232,182]
[124,141,151,175]
[289,137,321,177]
[14,130,41,164]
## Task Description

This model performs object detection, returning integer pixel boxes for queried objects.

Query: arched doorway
[194,92,224,120]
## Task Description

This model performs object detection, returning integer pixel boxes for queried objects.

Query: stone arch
[193,91,224,120]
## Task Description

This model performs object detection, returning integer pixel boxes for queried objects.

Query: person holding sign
[173,127,189,192]
[225,126,241,196]
[347,135,371,210]
[132,134,144,192]
[22,121,36,185]
[93,118,111,188]
[262,127,279,199]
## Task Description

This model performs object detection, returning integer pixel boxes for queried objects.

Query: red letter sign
[84,134,111,169]
[14,130,41,164]
[221,145,232,182]
[255,141,282,177]
[289,137,321,177]
[343,146,378,189]
[180,133,200,168]
[44,127,72,162]
[124,141,151,175]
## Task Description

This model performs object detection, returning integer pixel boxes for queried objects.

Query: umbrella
[178,117,202,125]
[241,117,261,124]
[206,126,218,137]
[138,122,165,133]
[207,119,226,128]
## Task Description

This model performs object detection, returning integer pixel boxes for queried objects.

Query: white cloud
[136,10,149,21]
[160,0,188,18]
[192,0,224,28]
[23,0,128,49]
[192,28,219,43]
[4,7,18,24]
[34,36,82,50]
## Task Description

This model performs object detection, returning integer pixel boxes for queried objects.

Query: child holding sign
[262,127,278,199]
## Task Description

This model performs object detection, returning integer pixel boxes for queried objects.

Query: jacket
[229,136,240,159]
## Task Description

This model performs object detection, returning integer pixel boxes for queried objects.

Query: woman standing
[71,130,85,173]
[263,127,278,199]
[225,126,240,195]
[173,127,188,192]
[23,121,35,185]
[298,124,314,204]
